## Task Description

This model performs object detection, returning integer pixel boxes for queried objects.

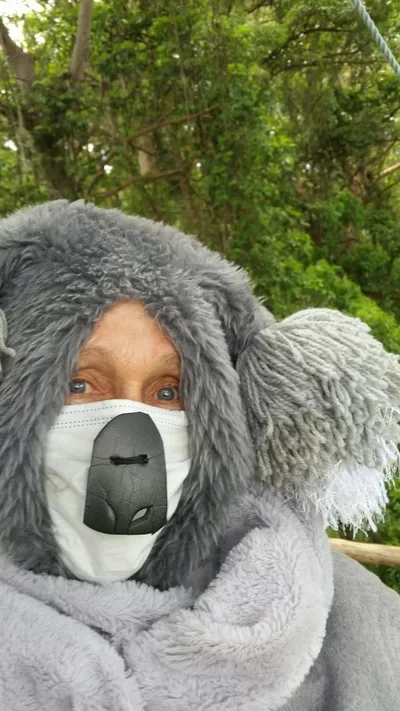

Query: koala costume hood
[1,199,400,711]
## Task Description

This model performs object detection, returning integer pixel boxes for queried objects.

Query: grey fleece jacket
[0,487,400,711]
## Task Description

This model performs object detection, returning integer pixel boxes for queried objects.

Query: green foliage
[1,0,400,588]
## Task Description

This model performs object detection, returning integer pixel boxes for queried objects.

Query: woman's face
[68,301,182,410]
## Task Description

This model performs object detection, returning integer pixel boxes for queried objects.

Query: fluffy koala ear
[237,308,400,532]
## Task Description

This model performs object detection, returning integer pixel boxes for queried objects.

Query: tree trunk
[0,19,34,92]
[137,134,158,175]
[69,0,94,82]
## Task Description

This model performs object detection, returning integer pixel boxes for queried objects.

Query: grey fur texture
[0,488,334,710]
[0,309,15,381]
[239,309,400,531]
[0,199,400,588]
[1,485,400,711]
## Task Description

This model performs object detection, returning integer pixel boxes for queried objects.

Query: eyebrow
[77,346,180,370]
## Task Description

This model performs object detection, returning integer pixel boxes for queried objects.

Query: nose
[116,380,145,403]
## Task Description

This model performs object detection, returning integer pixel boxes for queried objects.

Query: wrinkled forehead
[74,301,182,384]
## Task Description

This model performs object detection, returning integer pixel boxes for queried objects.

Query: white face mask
[44,400,191,584]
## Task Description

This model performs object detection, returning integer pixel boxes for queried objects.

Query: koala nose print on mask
[45,399,191,583]
[84,413,168,536]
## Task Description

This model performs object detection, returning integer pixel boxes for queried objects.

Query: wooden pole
[329,538,400,566]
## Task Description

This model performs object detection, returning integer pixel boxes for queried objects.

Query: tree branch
[127,106,218,143]
[378,174,400,196]
[376,161,400,182]
[0,98,15,119]
[247,0,273,12]
[272,58,384,74]
[262,25,349,65]
[84,148,116,196]
[0,17,34,90]
[69,0,94,82]
[99,168,182,199]
[329,538,400,567]
[349,139,399,183]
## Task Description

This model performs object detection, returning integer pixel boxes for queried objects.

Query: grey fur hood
[1,199,400,710]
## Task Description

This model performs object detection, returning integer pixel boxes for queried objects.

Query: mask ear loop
[0,309,16,381]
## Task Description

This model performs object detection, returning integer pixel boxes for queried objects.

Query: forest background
[1,0,400,591]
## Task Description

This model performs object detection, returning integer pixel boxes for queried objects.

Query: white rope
[352,0,400,80]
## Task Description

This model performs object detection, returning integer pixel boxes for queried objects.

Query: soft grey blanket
[0,488,399,711]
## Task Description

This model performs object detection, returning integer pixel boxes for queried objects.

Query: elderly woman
[0,199,399,711]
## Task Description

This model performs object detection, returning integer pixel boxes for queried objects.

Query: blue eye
[69,380,86,394]
[157,386,178,401]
